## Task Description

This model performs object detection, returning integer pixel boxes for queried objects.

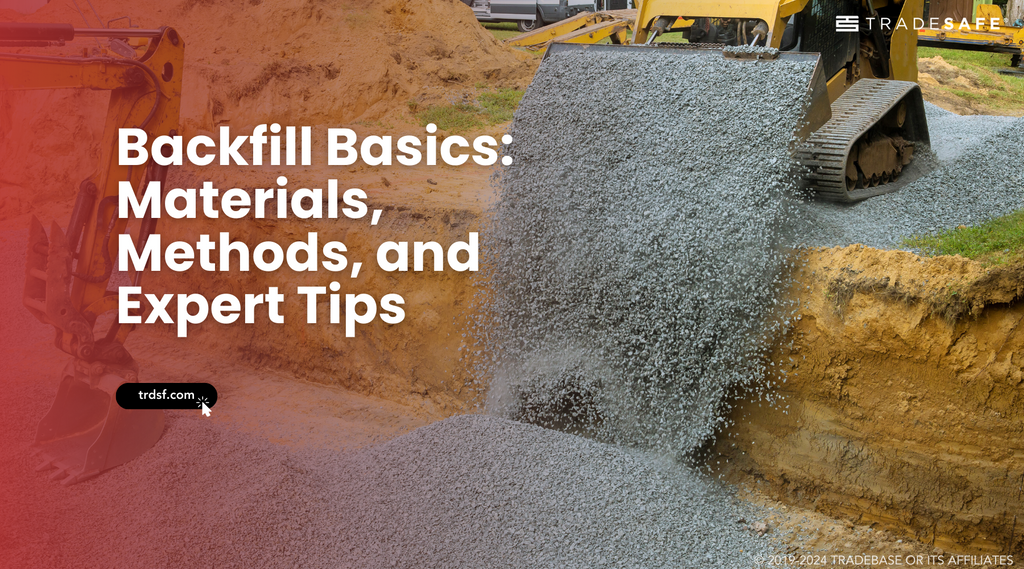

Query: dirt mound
[918,55,1023,116]
[0,0,535,217]
[7,0,533,130]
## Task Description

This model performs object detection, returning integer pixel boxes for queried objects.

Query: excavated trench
[153,181,1024,555]
[716,248,1024,555]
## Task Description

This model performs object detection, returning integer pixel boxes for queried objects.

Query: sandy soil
[717,246,1024,557]
[0,0,538,220]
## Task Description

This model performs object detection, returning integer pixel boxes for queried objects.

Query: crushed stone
[792,103,1024,248]
[479,48,814,455]
[315,414,773,568]
[6,407,776,568]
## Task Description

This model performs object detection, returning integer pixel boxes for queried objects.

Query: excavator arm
[0,24,184,484]
[3,24,183,363]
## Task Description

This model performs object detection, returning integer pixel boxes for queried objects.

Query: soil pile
[5,0,533,129]
[918,56,1024,117]
[0,0,534,218]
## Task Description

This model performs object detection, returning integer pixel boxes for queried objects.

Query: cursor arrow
[201,402,211,417]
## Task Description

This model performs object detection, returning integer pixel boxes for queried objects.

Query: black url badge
[116,383,218,410]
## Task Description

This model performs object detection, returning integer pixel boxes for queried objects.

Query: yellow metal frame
[891,0,924,81]
[630,0,922,99]
[507,9,637,50]
[633,0,811,45]
[917,4,1024,56]
[1,27,184,357]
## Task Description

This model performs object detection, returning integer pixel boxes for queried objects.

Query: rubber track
[795,79,920,203]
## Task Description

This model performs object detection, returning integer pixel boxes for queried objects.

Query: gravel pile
[317,414,772,568]
[480,48,814,455]
[792,103,1024,248]
[8,408,774,568]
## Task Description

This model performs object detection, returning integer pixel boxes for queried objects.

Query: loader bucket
[540,42,833,142]
[35,362,164,485]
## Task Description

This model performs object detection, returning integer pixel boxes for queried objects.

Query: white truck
[468,0,631,33]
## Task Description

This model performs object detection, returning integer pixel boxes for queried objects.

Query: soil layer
[715,246,1024,554]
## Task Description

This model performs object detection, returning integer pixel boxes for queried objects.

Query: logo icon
[836,15,860,32]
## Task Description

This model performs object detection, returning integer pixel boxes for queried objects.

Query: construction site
[0,0,1022,567]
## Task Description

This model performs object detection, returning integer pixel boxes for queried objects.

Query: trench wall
[715,246,1024,554]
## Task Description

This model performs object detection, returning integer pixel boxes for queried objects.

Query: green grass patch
[477,88,524,122]
[903,209,1024,266]
[415,103,485,132]
[483,22,521,42]
[413,88,525,132]
[918,47,1016,70]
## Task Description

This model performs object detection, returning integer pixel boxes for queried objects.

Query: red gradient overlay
[0,0,506,563]
[2,6,302,567]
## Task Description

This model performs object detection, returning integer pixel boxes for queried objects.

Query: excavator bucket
[35,363,164,485]
[25,216,164,485]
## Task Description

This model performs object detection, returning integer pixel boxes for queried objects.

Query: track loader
[543,0,931,202]
[0,23,184,484]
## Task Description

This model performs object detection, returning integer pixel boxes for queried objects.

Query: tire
[517,15,542,33]
[1012,53,1022,69]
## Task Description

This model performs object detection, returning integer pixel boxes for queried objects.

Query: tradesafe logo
[835,15,1003,32]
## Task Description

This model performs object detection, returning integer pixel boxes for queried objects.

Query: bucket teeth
[61,473,86,486]
[35,458,54,472]
[33,362,164,485]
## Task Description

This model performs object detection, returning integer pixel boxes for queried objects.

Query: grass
[477,89,523,122]
[483,22,521,41]
[918,47,1017,70]
[415,103,486,131]
[903,209,1024,266]
[413,88,525,132]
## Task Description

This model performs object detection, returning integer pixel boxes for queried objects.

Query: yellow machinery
[917,4,1024,68]
[0,23,184,484]
[507,9,637,50]
[533,0,932,201]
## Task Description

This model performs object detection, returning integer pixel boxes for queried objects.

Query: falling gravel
[480,48,815,455]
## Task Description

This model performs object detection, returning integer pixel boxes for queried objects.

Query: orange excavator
[1,23,183,484]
